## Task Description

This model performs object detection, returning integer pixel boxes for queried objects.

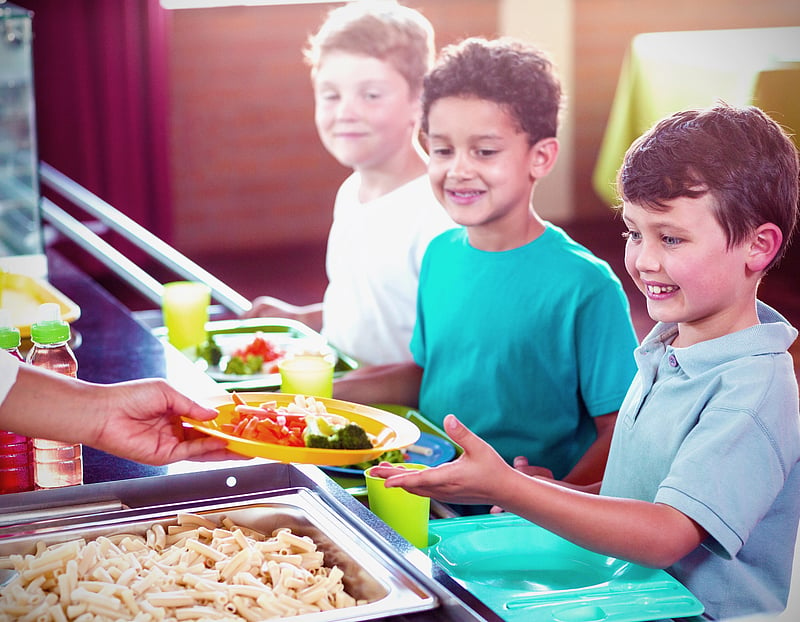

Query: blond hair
[304,0,434,94]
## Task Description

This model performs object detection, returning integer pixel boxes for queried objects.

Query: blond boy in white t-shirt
[246,1,454,365]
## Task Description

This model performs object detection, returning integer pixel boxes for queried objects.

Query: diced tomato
[232,333,284,364]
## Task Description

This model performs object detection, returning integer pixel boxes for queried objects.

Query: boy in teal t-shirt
[335,37,638,485]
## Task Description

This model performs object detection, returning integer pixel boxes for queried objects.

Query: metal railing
[38,162,252,317]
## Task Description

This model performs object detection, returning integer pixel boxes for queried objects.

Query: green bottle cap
[0,309,21,349]
[0,326,21,349]
[30,303,71,345]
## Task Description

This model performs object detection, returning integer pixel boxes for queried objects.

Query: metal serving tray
[0,463,496,621]
[0,489,435,620]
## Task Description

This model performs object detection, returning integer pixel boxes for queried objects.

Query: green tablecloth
[593,27,800,206]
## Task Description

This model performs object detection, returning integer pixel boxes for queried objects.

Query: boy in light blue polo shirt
[372,103,800,619]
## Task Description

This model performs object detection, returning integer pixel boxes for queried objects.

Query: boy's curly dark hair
[421,37,563,145]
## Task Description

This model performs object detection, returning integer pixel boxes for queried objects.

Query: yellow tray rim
[1,273,81,338]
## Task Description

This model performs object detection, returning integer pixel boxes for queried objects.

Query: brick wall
[168,1,499,255]
[169,0,800,254]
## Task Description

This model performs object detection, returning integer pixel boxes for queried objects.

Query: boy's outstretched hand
[369,414,516,507]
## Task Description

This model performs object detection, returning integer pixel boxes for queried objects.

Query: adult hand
[89,378,243,465]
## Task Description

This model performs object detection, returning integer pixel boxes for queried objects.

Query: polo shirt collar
[635,301,798,379]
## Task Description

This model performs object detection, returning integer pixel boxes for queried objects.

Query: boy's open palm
[374,414,517,506]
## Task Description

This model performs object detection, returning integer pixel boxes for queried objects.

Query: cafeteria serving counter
[2,249,503,622]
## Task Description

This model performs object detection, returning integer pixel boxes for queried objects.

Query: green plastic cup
[162,281,210,354]
[365,463,430,548]
[279,354,334,398]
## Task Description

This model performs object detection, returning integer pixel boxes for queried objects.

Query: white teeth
[648,284,677,294]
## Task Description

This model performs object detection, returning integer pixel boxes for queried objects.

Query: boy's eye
[318,91,339,102]
[621,230,641,242]
[431,146,453,157]
[662,235,682,246]
[475,148,498,157]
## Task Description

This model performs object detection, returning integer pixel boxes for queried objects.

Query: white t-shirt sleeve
[0,349,21,407]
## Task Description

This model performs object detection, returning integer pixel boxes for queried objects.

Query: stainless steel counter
[33,250,503,622]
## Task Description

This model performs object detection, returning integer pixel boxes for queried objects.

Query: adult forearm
[0,365,100,444]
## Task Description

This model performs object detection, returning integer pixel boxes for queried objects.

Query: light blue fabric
[601,302,800,620]
[410,225,638,476]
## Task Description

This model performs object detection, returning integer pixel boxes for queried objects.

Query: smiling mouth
[447,189,484,198]
[646,284,679,296]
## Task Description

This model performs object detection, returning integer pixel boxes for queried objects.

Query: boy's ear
[528,137,559,179]
[745,223,783,272]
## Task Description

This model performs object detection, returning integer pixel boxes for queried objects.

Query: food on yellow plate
[223,393,375,451]
[0,512,364,620]
[187,392,420,465]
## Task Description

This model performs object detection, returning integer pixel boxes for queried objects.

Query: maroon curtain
[16,0,173,240]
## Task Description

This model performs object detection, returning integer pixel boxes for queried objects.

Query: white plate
[200,333,335,383]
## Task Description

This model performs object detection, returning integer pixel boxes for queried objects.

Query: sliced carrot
[234,404,272,417]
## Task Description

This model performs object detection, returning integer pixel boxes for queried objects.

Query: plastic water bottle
[0,309,35,494]
[26,303,83,489]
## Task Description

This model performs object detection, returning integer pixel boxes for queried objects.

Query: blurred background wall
[14,0,800,257]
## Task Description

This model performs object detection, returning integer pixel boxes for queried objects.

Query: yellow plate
[0,273,81,338]
[184,392,421,465]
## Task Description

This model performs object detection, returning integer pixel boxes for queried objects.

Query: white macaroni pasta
[0,514,364,621]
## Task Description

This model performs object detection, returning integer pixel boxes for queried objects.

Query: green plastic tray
[426,513,704,622]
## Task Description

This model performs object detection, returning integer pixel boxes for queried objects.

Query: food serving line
[1,251,711,622]
[1,251,502,622]
[1,245,708,622]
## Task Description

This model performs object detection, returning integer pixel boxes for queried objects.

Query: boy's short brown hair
[304,0,434,94]
[618,103,800,271]
[421,37,563,146]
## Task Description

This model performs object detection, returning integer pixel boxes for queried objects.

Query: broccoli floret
[378,449,405,464]
[223,353,264,375]
[305,434,334,449]
[224,355,247,375]
[196,336,222,366]
[303,416,336,449]
[333,423,372,450]
[244,354,264,373]
[302,417,372,451]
